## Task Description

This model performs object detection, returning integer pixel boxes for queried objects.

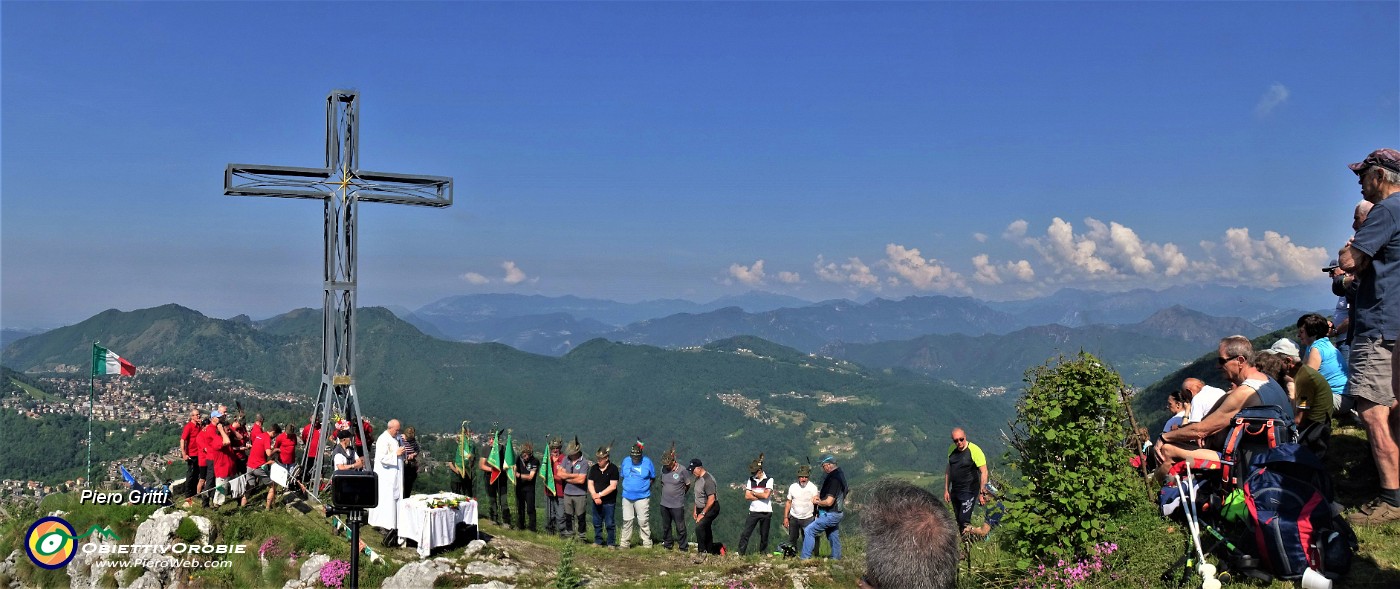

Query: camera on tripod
[328,471,378,511]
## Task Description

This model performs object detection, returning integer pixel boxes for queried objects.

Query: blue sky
[3,2,1397,328]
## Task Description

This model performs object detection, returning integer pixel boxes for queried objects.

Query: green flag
[503,432,517,486]
[486,430,502,484]
[454,428,473,473]
[541,444,556,496]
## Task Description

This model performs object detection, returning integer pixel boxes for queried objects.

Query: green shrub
[1000,352,1139,565]
[175,517,202,543]
[554,539,582,589]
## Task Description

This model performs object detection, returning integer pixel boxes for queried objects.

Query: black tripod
[328,507,367,589]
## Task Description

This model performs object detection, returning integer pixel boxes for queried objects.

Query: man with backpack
[1154,336,1293,466]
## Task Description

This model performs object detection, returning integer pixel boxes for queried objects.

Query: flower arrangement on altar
[426,497,462,509]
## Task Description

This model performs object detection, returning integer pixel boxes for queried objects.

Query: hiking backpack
[1241,443,1356,580]
[1220,405,1297,491]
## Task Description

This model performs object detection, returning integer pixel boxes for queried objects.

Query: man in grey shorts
[1339,148,1400,524]
[558,436,591,540]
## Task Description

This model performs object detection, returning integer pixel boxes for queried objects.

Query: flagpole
[88,342,96,489]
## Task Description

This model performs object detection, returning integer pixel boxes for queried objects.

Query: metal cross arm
[224,164,452,207]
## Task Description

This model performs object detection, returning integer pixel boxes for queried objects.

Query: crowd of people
[175,406,399,512]
[1153,147,1400,526]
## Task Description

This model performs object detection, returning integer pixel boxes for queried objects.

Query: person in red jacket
[243,424,274,509]
[201,410,233,507]
[195,411,225,508]
[180,409,201,499]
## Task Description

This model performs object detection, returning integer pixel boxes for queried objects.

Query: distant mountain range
[823,306,1265,389]
[396,287,1308,362]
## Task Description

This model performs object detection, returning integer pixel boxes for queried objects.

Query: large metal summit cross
[225,90,452,492]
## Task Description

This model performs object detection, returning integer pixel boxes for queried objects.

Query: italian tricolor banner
[92,344,136,376]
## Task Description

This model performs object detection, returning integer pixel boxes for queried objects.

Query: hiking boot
[1348,499,1400,525]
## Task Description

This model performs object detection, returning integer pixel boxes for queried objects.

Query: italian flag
[92,344,136,376]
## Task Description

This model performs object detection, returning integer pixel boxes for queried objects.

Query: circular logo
[25,517,77,570]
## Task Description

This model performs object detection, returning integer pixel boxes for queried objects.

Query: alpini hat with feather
[548,436,563,451]
[661,441,678,468]
[749,452,765,475]
[630,438,644,458]
[566,435,581,455]
[596,444,611,460]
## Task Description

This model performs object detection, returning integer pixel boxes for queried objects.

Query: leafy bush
[175,517,201,543]
[1000,352,1139,564]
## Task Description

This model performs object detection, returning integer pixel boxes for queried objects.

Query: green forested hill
[2,305,1012,497]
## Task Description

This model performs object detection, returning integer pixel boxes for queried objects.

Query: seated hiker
[1155,336,1294,468]
[1162,390,1190,435]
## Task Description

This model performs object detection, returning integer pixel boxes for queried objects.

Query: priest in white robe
[368,419,405,531]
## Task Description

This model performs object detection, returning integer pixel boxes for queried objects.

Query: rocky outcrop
[382,558,454,589]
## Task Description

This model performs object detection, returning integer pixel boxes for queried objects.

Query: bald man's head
[1181,378,1204,398]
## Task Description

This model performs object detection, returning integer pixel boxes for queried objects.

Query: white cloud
[1255,82,1289,118]
[880,243,967,293]
[501,261,533,285]
[728,260,767,286]
[972,254,1035,285]
[1000,216,1327,289]
[776,271,802,284]
[461,272,490,285]
[1201,227,1329,285]
[814,255,881,289]
[1003,220,1030,242]
[973,232,988,243]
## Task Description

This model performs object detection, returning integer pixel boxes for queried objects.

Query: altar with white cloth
[395,493,479,558]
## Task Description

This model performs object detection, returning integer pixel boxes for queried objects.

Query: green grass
[9,377,59,401]
[7,424,1400,589]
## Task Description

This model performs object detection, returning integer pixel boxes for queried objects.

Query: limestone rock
[465,581,515,589]
[298,554,331,584]
[462,560,519,579]
[133,508,209,545]
[464,539,487,557]
[382,559,454,589]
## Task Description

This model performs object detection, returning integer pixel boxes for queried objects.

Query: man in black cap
[688,459,721,554]
[1340,147,1400,525]
[802,455,847,560]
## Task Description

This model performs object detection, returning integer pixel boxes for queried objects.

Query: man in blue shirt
[1340,147,1400,525]
[618,440,656,548]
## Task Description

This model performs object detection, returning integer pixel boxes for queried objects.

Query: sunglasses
[1217,355,1239,366]
[952,437,966,442]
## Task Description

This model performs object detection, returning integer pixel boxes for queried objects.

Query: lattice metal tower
[225,90,453,493]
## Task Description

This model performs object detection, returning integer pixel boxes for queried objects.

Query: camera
[330,471,378,509]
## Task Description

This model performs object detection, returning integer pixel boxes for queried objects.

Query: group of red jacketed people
[177,404,375,510]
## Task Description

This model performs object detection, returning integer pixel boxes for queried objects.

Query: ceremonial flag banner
[541,447,557,496]
[503,432,517,485]
[486,431,502,484]
[455,429,472,473]
[92,344,136,376]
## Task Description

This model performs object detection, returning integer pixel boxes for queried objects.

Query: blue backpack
[1241,444,1356,580]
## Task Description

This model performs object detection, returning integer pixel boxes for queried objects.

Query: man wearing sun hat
[1339,148,1400,524]
[557,436,591,541]
[783,463,820,557]
[618,439,656,549]
[736,453,774,556]
[1265,337,1334,459]
[801,455,847,560]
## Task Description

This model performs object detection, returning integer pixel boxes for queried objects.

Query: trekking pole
[1184,463,1220,589]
